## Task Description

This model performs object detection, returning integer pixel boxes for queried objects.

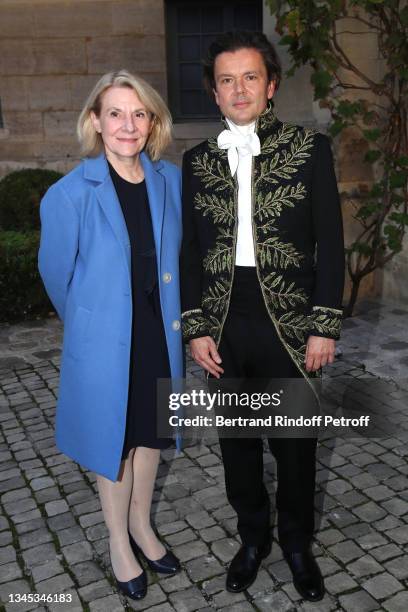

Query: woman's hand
[305,336,335,372]
[189,337,224,378]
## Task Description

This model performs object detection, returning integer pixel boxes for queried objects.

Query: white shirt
[226,118,257,266]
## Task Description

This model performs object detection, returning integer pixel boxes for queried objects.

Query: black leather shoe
[129,532,180,575]
[226,541,271,593]
[284,549,325,602]
[115,571,147,600]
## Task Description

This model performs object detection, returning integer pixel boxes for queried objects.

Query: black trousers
[213,267,317,553]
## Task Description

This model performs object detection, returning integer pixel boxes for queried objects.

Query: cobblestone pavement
[0,298,407,611]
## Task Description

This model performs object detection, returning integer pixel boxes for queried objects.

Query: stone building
[0,0,406,304]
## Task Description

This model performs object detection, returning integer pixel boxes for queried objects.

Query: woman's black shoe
[115,572,147,600]
[129,532,181,575]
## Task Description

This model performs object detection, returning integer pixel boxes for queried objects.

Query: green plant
[267,0,408,316]
[0,231,53,322]
[0,168,63,231]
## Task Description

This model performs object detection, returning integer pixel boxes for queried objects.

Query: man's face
[213,47,276,125]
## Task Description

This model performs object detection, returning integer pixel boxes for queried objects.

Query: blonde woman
[38,70,183,600]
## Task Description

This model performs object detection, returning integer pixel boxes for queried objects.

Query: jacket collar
[83,151,165,276]
[219,102,280,148]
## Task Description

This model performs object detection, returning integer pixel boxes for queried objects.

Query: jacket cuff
[309,306,343,340]
[181,308,211,343]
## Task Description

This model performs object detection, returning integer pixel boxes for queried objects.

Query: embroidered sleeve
[181,308,212,343]
[309,306,343,340]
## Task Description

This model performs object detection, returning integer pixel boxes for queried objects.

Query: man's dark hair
[203,30,282,96]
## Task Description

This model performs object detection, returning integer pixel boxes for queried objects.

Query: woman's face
[91,86,154,162]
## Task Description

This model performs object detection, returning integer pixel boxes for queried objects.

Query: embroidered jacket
[180,105,345,379]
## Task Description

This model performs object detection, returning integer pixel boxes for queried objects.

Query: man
[180,31,344,601]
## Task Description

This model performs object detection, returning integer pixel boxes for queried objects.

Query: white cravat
[217,122,261,176]
[217,119,259,266]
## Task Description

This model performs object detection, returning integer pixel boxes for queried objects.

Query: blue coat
[38,152,184,481]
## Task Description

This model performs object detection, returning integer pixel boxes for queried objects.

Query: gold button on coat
[172,320,180,331]
[163,272,172,283]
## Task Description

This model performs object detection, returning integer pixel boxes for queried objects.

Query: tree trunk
[344,277,361,318]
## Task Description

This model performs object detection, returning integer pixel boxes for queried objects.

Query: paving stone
[339,589,379,612]
[18,528,53,550]
[363,572,403,599]
[47,512,76,531]
[11,509,42,524]
[31,559,65,583]
[268,559,292,582]
[353,501,387,522]
[172,540,209,562]
[371,543,403,562]
[44,499,69,517]
[325,571,358,594]
[61,541,93,564]
[0,562,23,583]
[1,487,31,503]
[160,570,192,593]
[0,545,16,565]
[79,511,104,528]
[169,586,208,612]
[252,589,295,611]
[348,554,383,577]
[328,540,364,563]
[200,525,226,543]
[185,510,215,530]
[384,554,408,579]
[47,589,83,612]
[383,591,408,612]
[357,531,388,550]
[385,526,408,545]
[185,554,223,582]
[89,594,123,611]
[211,538,240,563]
[166,528,196,547]
[77,578,114,602]
[0,530,13,546]
[381,498,408,517]
[57,526,85,547]
[211,588,247,608]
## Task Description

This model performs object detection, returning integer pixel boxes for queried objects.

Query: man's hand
[305,336,335,372]
[189,336,224,378]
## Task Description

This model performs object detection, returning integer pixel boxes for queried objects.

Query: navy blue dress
[109,163,173,458]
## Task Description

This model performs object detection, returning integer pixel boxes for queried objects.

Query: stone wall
[0,0,169,176]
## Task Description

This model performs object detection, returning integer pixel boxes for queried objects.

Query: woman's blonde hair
[77,70,172,161]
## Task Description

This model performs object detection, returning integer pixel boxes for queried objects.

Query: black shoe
[284,549,325,602]
[226,541,271,593]
[115,572,147,600]
[129,532,180,575]
[110,552,147,600]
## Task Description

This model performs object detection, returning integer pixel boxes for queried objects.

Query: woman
[38,70,183,600]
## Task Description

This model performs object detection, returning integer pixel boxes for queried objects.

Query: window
[165,0,262,122]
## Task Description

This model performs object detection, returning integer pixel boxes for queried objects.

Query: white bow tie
[217,129,261,176]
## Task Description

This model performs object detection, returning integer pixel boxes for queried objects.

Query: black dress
[108,163,173,458]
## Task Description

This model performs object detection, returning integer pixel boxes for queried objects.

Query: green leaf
[389,171,408,189]
[363,128,381,142]
[336,100,361,118]
[311,69,333,99]
[364,150,382,163]
[279,34,295,46]
[389,212,408,225]
[329,120,346,137]
[398,67,408,80]
[400,6,408,26]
